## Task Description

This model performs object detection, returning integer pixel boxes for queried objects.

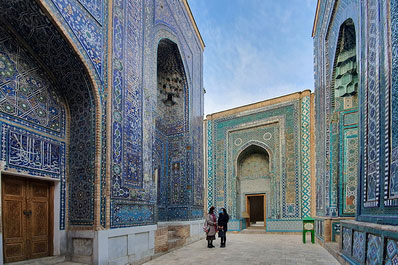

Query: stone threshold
[5,255,87,265]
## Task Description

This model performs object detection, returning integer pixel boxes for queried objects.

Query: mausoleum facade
[0,0,204,264]
[205,91,315,232]
[312,0,398,264]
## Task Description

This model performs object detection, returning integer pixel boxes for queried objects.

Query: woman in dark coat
[217,208,229,248]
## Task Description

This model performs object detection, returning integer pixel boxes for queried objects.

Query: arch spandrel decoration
[0,0,100,228]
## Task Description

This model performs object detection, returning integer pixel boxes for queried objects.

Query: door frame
[0,172,58,263]
[245,193,266,228]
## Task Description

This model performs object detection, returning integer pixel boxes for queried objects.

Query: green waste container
[302,217,315,244]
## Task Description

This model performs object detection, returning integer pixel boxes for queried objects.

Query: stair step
[56,261,87,265]
[167,237,185,249]
[240,229,267,234]
[168,230,178,239]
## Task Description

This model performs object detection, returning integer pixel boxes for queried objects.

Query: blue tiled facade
[313,0,398,264]
[0,0,204,235]
[205,91,313,232]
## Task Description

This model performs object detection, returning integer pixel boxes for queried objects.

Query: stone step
[6,255,66,265]
[56,261,87,265]
[167,238,185,249]
[324,242,340,261]
[168,230,178,239]
[240,229,267,234]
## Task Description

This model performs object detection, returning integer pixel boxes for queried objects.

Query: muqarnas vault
[205,91,315,232]
[312,0,398,264]
[0,0,204,264]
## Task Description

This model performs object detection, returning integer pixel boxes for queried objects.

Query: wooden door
[2,177,26,263]
[2,176,51,263]
[246,194,266,228]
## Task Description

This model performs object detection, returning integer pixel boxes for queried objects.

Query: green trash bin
[302,217,315,244]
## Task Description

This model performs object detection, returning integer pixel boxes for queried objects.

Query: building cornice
[182,0,205,50]
[312,0,321,37]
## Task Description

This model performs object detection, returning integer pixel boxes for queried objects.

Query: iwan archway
[154,38,190,221]
[0,0,100,262]
[236,144,271,228]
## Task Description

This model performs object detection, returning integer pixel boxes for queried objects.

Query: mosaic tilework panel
[312,0,360,217]
[341,126,359,215]
[266,220,302,232]
[109,0,203,226]
[51,0,104,80]
[0,24,66,138]
[111,202,154,227]
[207,120,214,209]
[229,122,281,219]
[343,227,353,254]
[111,0,144,210]
[386,0,398,206]
[0,123,66,229]
[3,125,64,176]
[301,96,311,217]
[0,1,97,226]
[77,0,103,24]
[192,124,204,207]
[367,234,382,265]
[207,98,309,222]
[386,239,398,265]
[363,0,381,207]
[353,231,366,263]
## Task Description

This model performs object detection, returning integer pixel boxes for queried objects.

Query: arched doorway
[155,38,189,221]
[0,0,98,262]
[237,145,270,228]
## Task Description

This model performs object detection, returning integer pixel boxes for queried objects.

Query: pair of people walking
[205,206,229,248]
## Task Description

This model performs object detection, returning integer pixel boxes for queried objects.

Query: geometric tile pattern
[1,0,204,231]
[52,0,103,79]
[352,231,365,263]
[206,96,311,226]
[367,234,382,265]
[313,0,360,218]
[77,0,103,24]
[0,27,65,137]
[386,239,398,265]
[301,95,311,217]
[341,125,359,215]
[0,1,97,227]
[109,0,203,227]
[207,120,213,209]
[386,0,398,207]
[342,227,352,254]
[363,0,381,207]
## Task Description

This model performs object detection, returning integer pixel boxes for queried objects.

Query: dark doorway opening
[246,194,266,228]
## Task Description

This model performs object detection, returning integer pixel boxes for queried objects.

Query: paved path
[144,233,340,265]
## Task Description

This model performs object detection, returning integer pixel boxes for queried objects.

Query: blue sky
[188,0,318,115]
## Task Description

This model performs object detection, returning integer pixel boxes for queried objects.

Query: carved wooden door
[2,176,51,263]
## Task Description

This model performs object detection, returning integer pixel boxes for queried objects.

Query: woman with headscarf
[217,208,229,248]
[205,206,217,248]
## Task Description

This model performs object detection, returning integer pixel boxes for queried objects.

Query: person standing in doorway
[206,206,217,248]
[218,208,229,248]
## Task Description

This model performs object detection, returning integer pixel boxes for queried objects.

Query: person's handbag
[218,229,225,237]
[203,220,209,233]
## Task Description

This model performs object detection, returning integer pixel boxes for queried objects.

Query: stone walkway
[144,233,340,265]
